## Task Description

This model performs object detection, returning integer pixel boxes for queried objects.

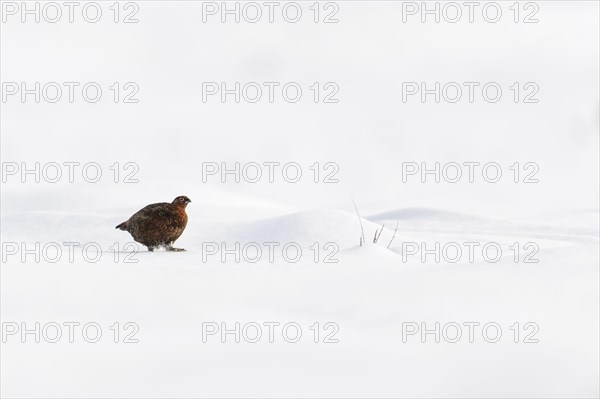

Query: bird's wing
[130,202,170,219]
[129,202,182,228]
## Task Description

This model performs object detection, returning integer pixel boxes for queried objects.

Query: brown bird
[115,196,191,252]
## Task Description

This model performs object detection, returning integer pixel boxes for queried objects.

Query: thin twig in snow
[387,221,399,249]
[352,199,366,246]
[373,224,385,243]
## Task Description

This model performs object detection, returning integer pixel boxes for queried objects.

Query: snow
[1,185,598,397]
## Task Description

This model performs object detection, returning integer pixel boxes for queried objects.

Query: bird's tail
[115,221,128,231]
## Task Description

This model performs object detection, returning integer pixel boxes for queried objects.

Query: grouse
[115,196,191,251]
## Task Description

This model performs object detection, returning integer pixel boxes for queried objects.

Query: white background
[1,1,599,397]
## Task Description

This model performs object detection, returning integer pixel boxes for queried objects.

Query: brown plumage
[115,196,191,251]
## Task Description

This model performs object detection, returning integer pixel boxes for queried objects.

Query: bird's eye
[180,198,184,202]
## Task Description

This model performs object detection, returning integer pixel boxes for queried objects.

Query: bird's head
[172,195,192,208]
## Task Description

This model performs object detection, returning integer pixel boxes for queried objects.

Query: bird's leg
[147,246,156,252]
[165,244,186,252]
